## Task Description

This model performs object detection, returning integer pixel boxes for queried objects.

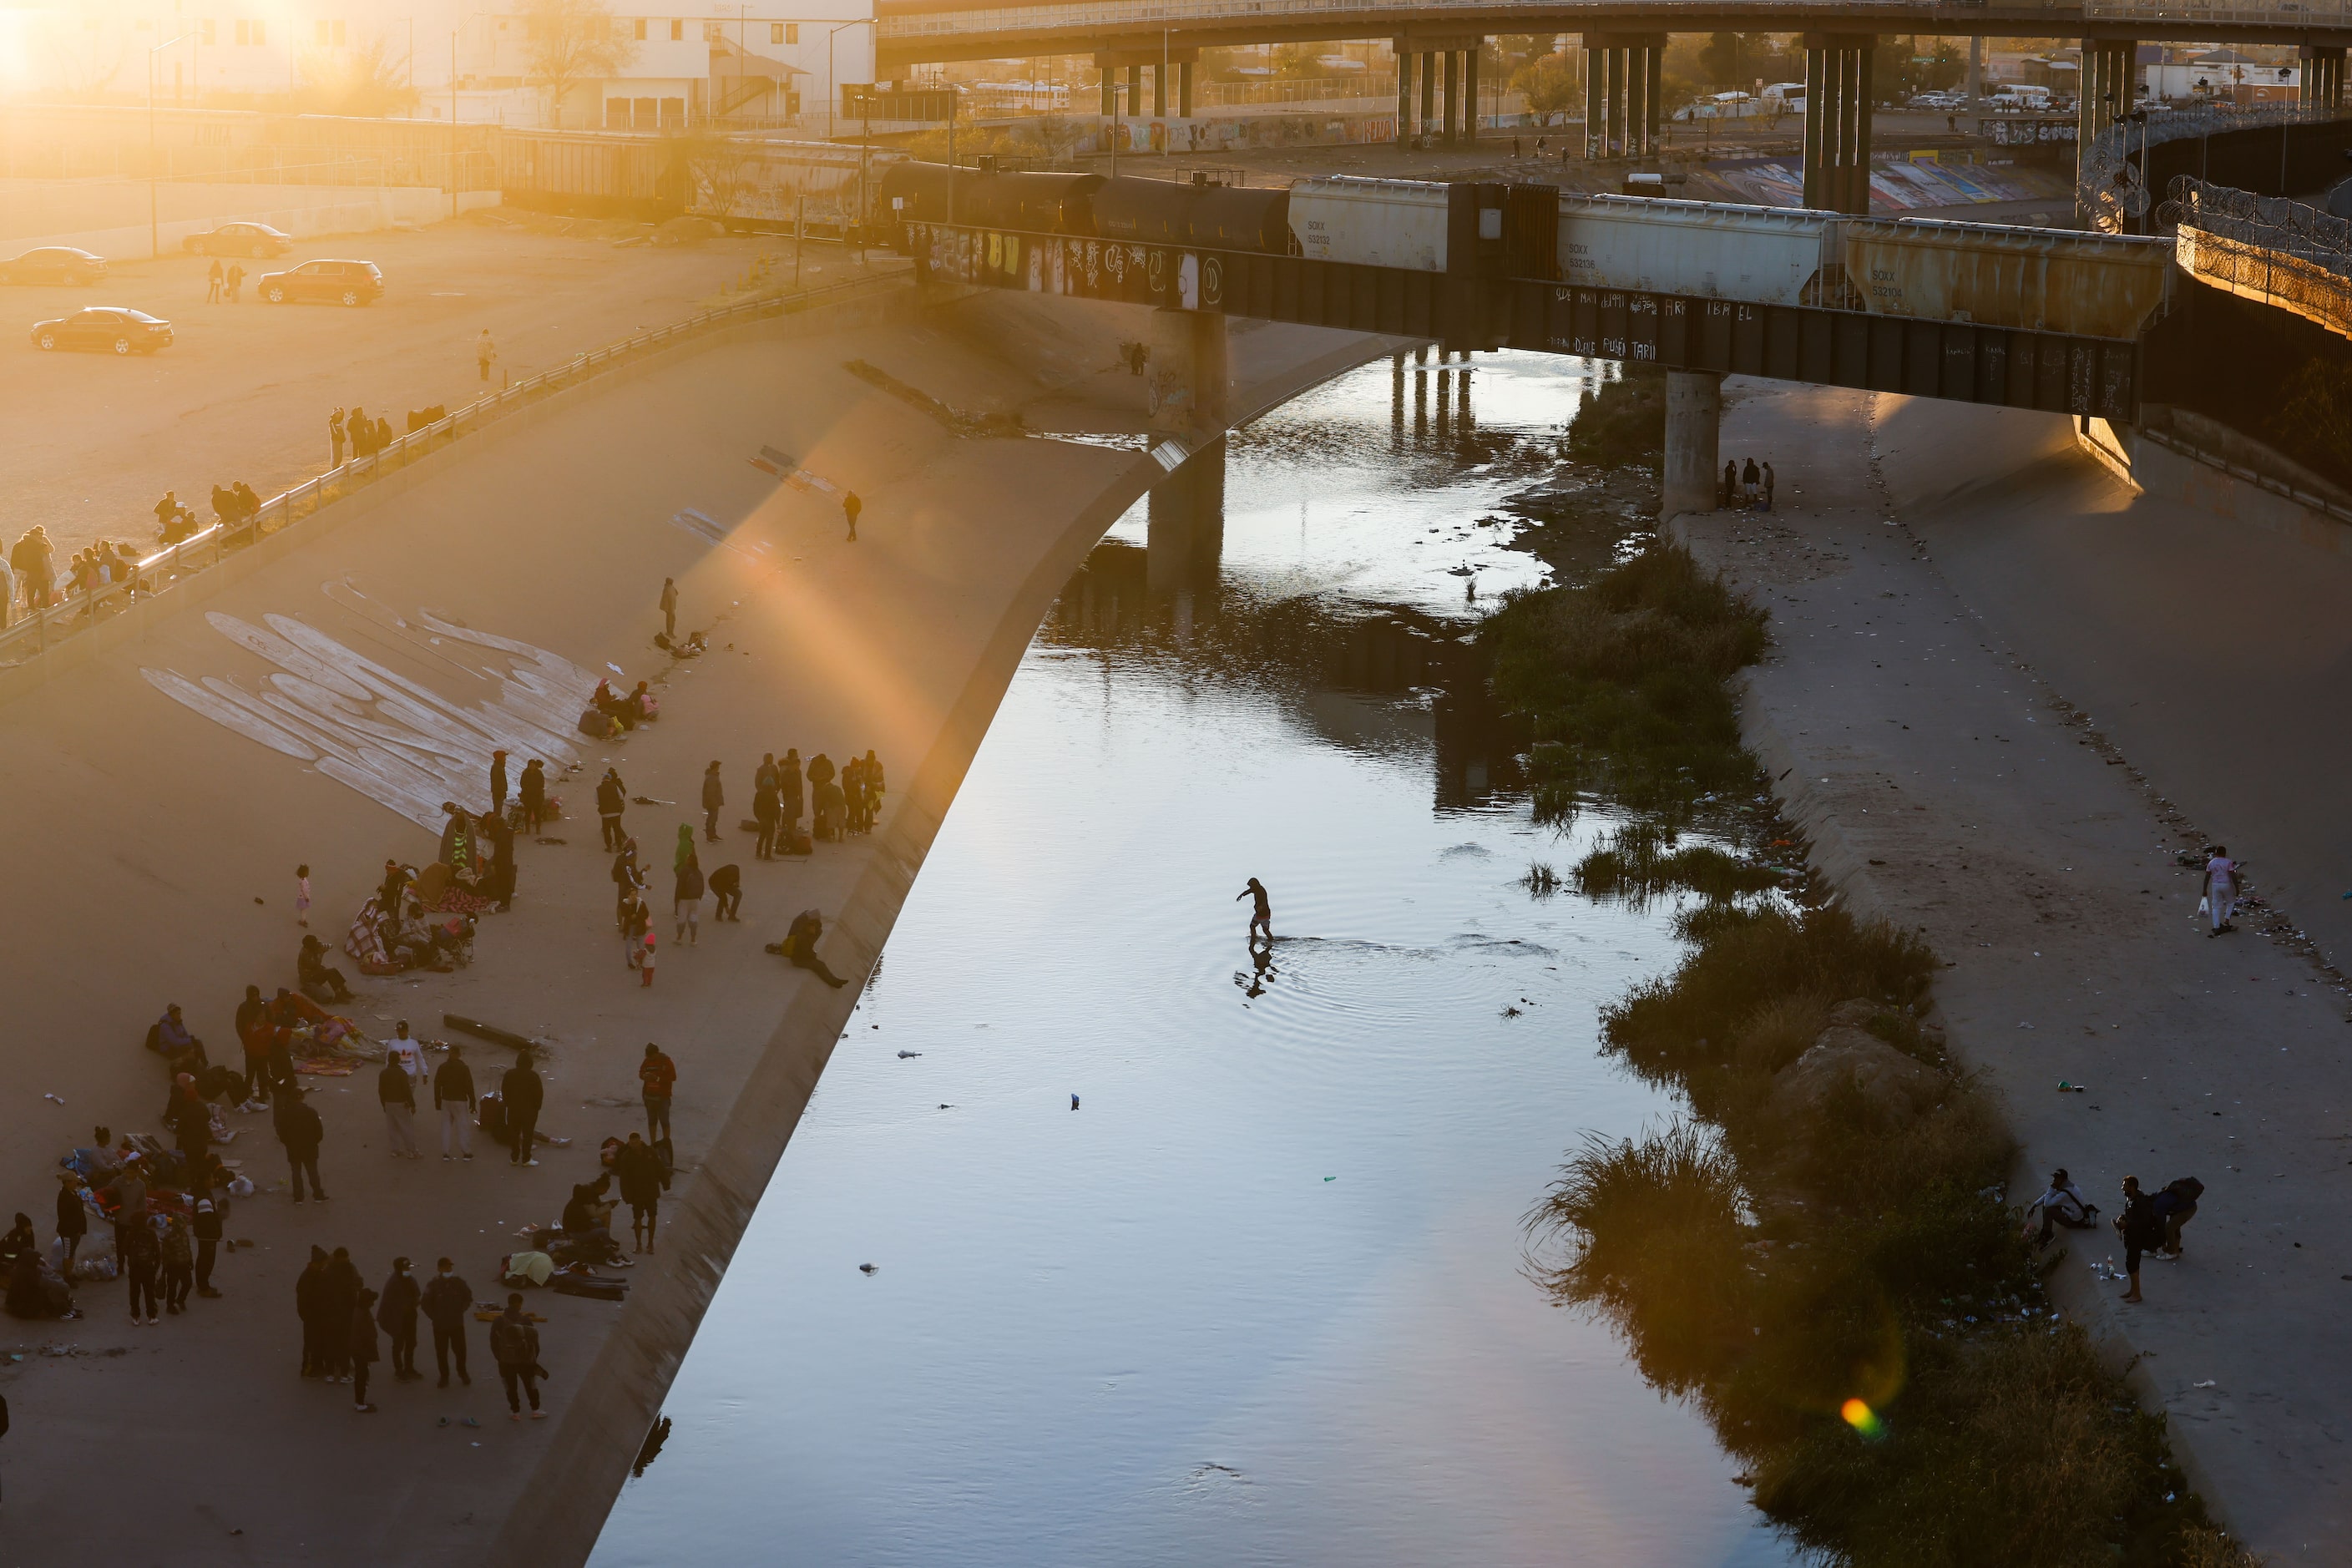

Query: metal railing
[2167,173,2352,337]
[0,267,906,671]
[879,0,2076,40]
[2086,0,2350,23]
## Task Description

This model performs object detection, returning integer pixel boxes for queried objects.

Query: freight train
[879,163,2176,341]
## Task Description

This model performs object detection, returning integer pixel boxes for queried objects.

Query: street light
[149,33,191,260]
[826,18,873,140]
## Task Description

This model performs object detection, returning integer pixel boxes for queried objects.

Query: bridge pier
[2302,44,2344,109]
[1582,34,1665,159]
[1147,306,1230,438]
[1802,33,1875,214]
[1662,370,1723,520]
[1147,438,1226,604]
[1179,60,1195,118]
[1463,45,1479,143]
[1442,51,1459,144]
[1419,52,1436,143]
[1396,48,1415,145]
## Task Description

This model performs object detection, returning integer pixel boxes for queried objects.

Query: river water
[589,352,1796,1567]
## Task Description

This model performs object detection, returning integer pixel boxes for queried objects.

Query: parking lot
[0,212,882,559]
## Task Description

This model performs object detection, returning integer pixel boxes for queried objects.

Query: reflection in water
[589,352,1798,1568]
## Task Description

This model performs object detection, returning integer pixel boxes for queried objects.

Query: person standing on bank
[617,1131,665,1254]
[701,760,725,842]
[640,1043,677,1144]
[54,1171,87,1272]
[503,1050,544,1167]
[597,767,628,852]
[207,259,225,303]
[477,328,497,383]
[192,1193,223,1298]
[490,750,509,817]
[674,855,705,946]
[378,1055,421,1159]
[435,1043,476,1161]
[378,1257,422,1382]
[275,1086,326,1202]
[423,1257,473,1388]
[519,757,548,834]
[329,407,346,467]
[779,748,805,835]
[1762,461,1776,512]
[349,1286,382,1413]
[2202,846,2238,935]
[660,578,679,640]
[492,1292,545,1420]
[753,772,781,860]
[842,490,862,542]
[2114,1175,2164,1304]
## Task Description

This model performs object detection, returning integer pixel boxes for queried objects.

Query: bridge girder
[876,3,2352,70]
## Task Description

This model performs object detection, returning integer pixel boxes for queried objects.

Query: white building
[0,0,874,129]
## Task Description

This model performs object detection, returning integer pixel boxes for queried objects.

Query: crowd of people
[6,583,895,1444]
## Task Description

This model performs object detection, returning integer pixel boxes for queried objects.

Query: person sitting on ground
[559,1174,623,1264]
[0,1213,34,1271]
[299,934,355,1004]
[2030,1167,2099,1247]
[234,481,260,519]
[6,1242,75,1322]
[766,909,848,989]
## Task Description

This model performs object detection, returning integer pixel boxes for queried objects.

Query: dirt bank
[0,281,1404,1565]
[1676,382,2352,1562]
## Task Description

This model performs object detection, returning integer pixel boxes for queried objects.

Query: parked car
[183,222,294,258]
[29,306,175,354]
[255,259,385,306]
[0,246,108,286]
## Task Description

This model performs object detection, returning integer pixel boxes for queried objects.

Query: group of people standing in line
[294,1250,545,1419]
[329,407,396,467]
[201,259,247,304]
[1722,458,1776,511]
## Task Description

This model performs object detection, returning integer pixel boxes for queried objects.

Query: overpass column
[1803,33,1874,214]
[1148,306,1230,438]
[1582,42,1601,158]
[1179,60,1194,118]
[1421,53,1438,144]
[1127,64,1143,123]
[1625,42,1646,158]
[1662,371,1723,520]
[1397,46,1415,144]
[1463,45,1479,143]
[2301,45,2344,109]
[1441,50,1459,144]
[1643,42,1663,155]
[1152,62,1167,118]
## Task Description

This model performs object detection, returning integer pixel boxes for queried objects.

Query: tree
[1513,54,1581,126]
[522,0,638,130]
[298,35,419,117]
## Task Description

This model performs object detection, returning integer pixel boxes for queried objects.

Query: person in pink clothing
[639,930,656,987]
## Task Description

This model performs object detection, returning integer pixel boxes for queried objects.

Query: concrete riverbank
[1677,383,2352,1562]
[0,283,1401,1565]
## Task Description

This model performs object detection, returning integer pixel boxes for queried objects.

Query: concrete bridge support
[1420,52,1436,142]
[1397,48,1416,144]
[1147,306,1231,438]
[1582,34,1665,160]
[1663,369,1724,519]
[2303,45,2345,109]
[1463,46,1479,143]
[1442,51,1459,144]
[2076,37,2136,226]
[1802,33,1876,214]
[1147,438,1227,603]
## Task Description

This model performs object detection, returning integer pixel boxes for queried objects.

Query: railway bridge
[884,161,2188,515]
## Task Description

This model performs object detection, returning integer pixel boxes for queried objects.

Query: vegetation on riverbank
[1565,364,1668,468]
[1490,545,2255,1568]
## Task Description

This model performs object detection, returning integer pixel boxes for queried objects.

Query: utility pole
[450,32,459,219]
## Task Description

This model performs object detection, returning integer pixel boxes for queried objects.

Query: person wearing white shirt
[387,1021,428,1084]
[2202,847,2238,936]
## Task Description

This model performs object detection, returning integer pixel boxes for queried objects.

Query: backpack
[2172,1176,2204,1203]
[778,826,812,857]
[144,1022,166,1055]
[577,708,614,740]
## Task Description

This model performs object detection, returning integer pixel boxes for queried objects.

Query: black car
[29,307,175,355]
[0,247,108,286]
[184,222,293,259]
[256,259,385,306]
